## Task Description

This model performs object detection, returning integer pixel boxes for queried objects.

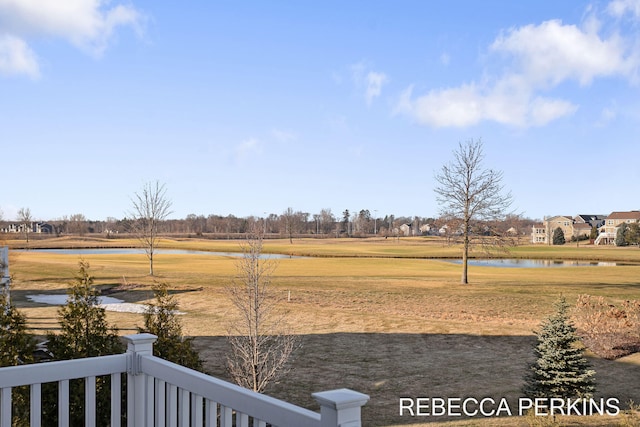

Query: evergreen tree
[627,222,640,246]
[47,260,123,358]
[616,223,629,246]
[0,294,35,366]
[44,260,124,426]
[523,296,596,399]
[0,294,35,426]
[552,227,565,245]
[138,283,203,370]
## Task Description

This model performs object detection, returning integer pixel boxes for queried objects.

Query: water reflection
[19,248,297,259]
[445,258,623,268]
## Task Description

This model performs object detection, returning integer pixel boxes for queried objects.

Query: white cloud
[350,61,388,105]
[394,82,577,128]
[235,138,262,161]
[440,52,450,66]
[271,128,296,143]
[0,34,39,78]
[0,0,144,77]
[596,104,618,126]
[396,9,639,128]
[365,71,388,105]
[490,19,634,86]
[607,0,640,19]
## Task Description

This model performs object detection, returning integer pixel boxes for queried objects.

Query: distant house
[574,214,606,229]
[531,214,603,244]
[595,211,640,245]
[399,223,412,236]
[419,224,434,235]
[0,222,53,234]
[38,223,54,233]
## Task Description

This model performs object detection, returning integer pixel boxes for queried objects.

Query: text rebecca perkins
[399,397,620,417]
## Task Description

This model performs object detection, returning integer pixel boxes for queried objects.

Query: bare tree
[226,227,298,393]
[129,181,172,276]
[68,213,87,236]
[434,139,513,284]
[281,207,296,243]
[318,208,335,235]
[17,207,32,245]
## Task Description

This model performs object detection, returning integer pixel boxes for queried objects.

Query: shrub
[573,294,640,359]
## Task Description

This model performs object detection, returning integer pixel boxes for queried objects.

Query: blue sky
[1,1,640,222]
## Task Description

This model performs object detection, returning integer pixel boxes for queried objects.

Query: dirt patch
[192,333,640,426]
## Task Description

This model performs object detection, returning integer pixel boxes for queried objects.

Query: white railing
[594,232,615,245]
[0,334,369,427]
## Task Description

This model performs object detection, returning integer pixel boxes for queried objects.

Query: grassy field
[5,236,640,426]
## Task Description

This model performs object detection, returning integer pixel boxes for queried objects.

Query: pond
[26,294,149,313]
[18,248,299,259]
[444,258,626,268]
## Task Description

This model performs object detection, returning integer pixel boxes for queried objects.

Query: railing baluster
[30,383,41,426]
[254,419,267,427]
[237,411,249,427]
[204,399,216,427]
[167,383,178,427]
[179,389,189,426]
[86,376,96,427]
[146,375,155,427]
[59,379,70,427]
[111,373,121,427]
[220,405,232,427]
[0,387,11,427]
[192,394,203,427]
[156,379,166,426]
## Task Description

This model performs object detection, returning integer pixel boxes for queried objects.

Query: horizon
[2,1,639,222]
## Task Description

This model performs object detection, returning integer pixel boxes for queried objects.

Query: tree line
[2,210,536,240]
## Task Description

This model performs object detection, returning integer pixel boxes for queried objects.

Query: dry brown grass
[6,237,640,426]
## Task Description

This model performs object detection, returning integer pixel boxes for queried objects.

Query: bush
[573,294,640,359]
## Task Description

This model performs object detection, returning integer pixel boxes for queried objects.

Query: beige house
[531,214,601,244]
[595,211,640,245]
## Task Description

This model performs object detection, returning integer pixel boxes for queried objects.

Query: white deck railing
[0,334,369,427]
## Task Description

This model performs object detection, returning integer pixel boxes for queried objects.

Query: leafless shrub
[573,294,640,359]
[225,227,299,393]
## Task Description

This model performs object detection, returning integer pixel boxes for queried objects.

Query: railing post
[312,388,369,427]
[124,334,157,427]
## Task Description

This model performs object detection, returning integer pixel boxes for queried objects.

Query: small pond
[26,294,149,313]
[19,248,298,259]
[444,258,627,268]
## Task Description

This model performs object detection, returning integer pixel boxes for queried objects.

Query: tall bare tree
[434,139,513,284]
[17,207,32,245]
[129,181,172,276]
[281,207,296,243]
[226,226,298,393]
